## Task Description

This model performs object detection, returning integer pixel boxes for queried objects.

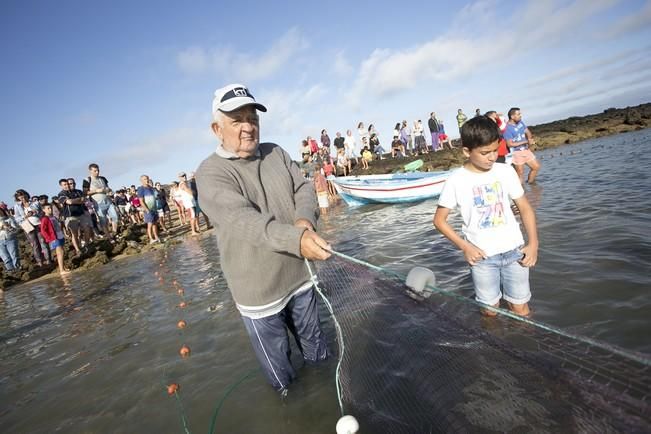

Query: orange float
[167,383,180,395]
[179,301,187,308]
[177,320,187,329]
[179,345,191,358]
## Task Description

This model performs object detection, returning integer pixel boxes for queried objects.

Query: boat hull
[331,171,450,206]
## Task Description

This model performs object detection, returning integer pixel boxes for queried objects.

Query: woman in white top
[344,129,359,164]
[392,122,401,140]
[413,119,428,154]
[14,190,51,266]
[170,182,187,226]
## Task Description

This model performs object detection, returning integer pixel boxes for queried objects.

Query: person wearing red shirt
[40,203,70,275]
[486,111,509,163]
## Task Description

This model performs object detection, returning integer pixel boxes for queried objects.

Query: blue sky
[1,0,650,203]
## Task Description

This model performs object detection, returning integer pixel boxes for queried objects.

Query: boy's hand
[519,244,538,267]
[462,243,487,266]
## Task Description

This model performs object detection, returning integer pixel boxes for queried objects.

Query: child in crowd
[438,121,452,150]
[113,190,131,225]
[391,139,405,158]
[336,148,351,176]
[301,154,316,179]
[322,157,335,178]
[313,164,330,214]
[40,203,71,275]
[128,188,143,224]
[433,116,538,317]
[361,145,372,169]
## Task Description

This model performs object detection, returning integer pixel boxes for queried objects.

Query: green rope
[160,380,193,434]
[207,369,258,434]
[328,249,651,367]
[305,259,346,416]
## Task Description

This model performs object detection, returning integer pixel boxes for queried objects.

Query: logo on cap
[213,83,267,116]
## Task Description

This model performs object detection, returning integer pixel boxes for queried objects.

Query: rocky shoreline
[349,102,651,175]
[1,103,649,291]
[0,214,196,291]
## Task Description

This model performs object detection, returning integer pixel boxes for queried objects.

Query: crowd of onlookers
[2,107,531,277]
[0,163,210,277]
[297,112,465,213]
[298,113,461,179]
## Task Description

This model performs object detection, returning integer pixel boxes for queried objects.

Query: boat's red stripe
[338,178,447,193]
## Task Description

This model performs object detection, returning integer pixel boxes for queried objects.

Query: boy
[137,175,161,244]
[40,203,71,275]
[433,116,538,316]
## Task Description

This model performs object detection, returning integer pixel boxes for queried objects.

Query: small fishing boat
[331,171,450,206]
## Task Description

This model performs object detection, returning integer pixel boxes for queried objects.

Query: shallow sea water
[0,129,649,433]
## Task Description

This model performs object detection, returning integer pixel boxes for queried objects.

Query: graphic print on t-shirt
[472,181,506,229]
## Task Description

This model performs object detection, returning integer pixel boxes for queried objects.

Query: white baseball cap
[212,84,267,118]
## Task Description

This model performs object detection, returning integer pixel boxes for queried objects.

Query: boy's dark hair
[88,163,99,170]
[59,178,68,185]
[460,116,500,150]
[484,110,496,117]
[38,194,48,201]
[507,107,520,120]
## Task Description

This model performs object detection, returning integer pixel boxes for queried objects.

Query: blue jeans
[93,199,119,227]
[470,247,531,306]
[241,287,329,391]
[0,238,20,271]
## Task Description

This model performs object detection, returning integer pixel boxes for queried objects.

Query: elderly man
[196,83,332,393]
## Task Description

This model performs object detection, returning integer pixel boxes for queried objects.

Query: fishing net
[314,255,650,433]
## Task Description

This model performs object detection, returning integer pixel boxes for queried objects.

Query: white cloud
[67,122,214,181]
[606,0,651,37]
[177,46,208,74]
[332,51,353,77]
[348,0,620,105]
[258,84,327,138]
[525,47,649,88]
[176,27,309,82]
[513,0,618,46]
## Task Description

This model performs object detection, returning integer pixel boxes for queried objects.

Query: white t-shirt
[437,163,525,257]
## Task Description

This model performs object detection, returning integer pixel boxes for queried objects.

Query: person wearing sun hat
[196,84,332,393]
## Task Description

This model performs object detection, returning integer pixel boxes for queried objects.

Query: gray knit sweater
[196,142,319,307]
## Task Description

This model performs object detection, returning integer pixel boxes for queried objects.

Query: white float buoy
[405,266,436,299]
[336,415,359,434]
